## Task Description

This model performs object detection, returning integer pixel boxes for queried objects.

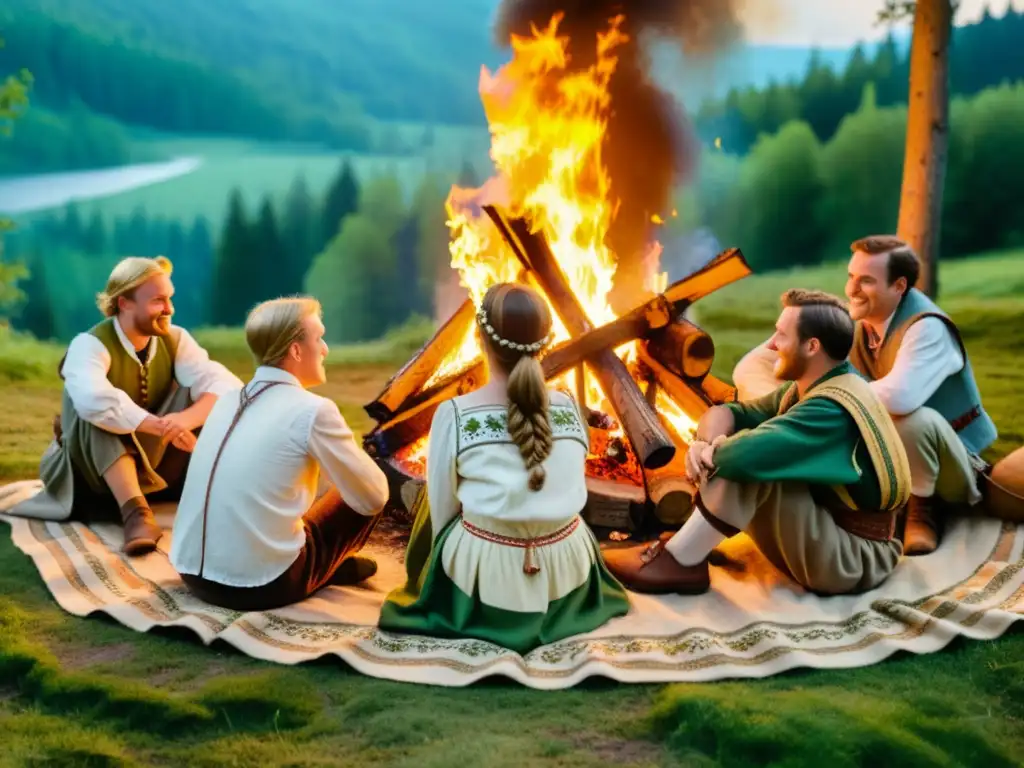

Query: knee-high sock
[665,510,726,566]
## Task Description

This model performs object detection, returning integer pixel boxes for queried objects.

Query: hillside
[3,0,890,134]
[2,0,502,128]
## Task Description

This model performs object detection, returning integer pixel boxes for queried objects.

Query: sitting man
[12,256,241,555]
[604,289,912,596]
[169,297,390,612]
[732,237,996,554]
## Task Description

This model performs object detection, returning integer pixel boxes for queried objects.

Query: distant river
[0,156,203,215]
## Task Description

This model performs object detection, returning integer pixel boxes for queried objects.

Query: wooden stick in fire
[361,246,744,460]
[363,298,476,422]
[482,205,676,471]
[539,247,750,382]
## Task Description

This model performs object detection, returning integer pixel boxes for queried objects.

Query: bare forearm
[178,393,218,431]
[694,405,735,443]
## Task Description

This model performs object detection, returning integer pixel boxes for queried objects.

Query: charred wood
[484,205,676,470]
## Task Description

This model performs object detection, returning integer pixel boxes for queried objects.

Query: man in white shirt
[169,297,390,611]
[731,236,996,555]
[12,256,242,556]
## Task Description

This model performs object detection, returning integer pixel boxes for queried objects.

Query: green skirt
[378,489,631,656]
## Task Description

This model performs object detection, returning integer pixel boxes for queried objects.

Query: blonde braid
[507,355,553,491]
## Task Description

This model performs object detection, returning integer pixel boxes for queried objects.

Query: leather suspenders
[197,380,289,578]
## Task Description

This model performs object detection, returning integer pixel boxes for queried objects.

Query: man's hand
[685,436,725,485]
[161,411,197,435]
[170,430,197,453]
[136,414,191,446]
[685,440,711,483]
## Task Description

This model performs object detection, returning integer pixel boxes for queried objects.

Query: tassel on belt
[459,515,580,575]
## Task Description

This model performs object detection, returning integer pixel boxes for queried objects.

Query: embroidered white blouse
[425,390,601,613]
[424,389,592,538]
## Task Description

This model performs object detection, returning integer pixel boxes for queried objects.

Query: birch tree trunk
[897,0,953,298]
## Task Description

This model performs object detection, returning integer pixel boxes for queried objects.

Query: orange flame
[417,12,695,467]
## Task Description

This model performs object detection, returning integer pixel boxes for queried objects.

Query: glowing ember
[408,12,698,475]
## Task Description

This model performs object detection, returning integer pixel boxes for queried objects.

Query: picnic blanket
[2,479,1022,689]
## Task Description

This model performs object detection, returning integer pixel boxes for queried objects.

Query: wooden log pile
[362,206,752,532]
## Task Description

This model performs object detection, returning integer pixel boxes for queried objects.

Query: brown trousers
[180,487,380,612]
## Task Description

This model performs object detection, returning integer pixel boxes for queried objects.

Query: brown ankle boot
[603,540,710,595]
[903,495,939,556]
[120,499,162,556]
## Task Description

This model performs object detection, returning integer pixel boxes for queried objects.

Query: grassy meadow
[8,126,492,227]
[0,253,1022,765]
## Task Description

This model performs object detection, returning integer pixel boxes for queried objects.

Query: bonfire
[362,14,752,532]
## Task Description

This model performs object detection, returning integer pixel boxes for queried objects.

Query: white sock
[664,509,727,566]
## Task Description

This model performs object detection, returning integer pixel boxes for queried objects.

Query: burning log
[364,298,476,422]
[363,363,488,459]
[644,321,715,381]
[700,373,739,405]
[484,205,676,470]
[538,247,750,382]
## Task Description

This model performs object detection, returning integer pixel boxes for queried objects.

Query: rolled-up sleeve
[171,327,243,397]
[307,399,389,516]
[62,333,150,434]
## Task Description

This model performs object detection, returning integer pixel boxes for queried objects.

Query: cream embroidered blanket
[2,480,1022,690]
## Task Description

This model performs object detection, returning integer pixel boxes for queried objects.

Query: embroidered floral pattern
[458,404,587,453]
[7,512,1021,684]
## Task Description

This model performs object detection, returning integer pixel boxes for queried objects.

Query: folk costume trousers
[180,487,380,612]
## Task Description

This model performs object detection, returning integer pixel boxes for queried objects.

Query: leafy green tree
[411,174,452,316]
[305,214,389,343]
[733,121,828,272]
[818,84,907,254]
[0,32,31,317]
[943,83,1024,256]
[17,253,56,340]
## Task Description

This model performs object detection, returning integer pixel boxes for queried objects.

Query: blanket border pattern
[3,511,1023,687]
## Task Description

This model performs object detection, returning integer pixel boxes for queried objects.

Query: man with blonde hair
[169,297,389,611]
[12,256,242,555]
[732,236,996,555]
[605,290,912,596]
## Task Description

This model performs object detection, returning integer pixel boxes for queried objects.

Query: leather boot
[329,555,378,585]
[603,540,710,595]
[121,502,162,556]
[903,495,939,556]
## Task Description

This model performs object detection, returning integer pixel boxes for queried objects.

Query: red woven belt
[460,515,580,575]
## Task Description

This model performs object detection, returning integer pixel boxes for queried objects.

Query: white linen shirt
[862,314,964,416]
[169,366,390,587]
[735,313,964,414]
[61,316,243,433]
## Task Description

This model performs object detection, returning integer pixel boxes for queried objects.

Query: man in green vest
[11,256,242,556]
[732,236,996,556]
[604,289,913,595]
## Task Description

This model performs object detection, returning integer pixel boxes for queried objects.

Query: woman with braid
[378,283,630,654]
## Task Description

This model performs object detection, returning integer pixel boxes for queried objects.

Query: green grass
[1,252,1022,765]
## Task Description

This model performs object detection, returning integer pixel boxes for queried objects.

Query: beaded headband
[477,306,552,355]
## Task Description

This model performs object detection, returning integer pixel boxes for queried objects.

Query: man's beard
[139,314,171,336]
[774,350,809,381]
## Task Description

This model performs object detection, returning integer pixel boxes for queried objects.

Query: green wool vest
[848,289,997,456]
[88,317,178,411]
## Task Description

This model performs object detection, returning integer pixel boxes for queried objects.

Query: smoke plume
[493,0,742,311]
